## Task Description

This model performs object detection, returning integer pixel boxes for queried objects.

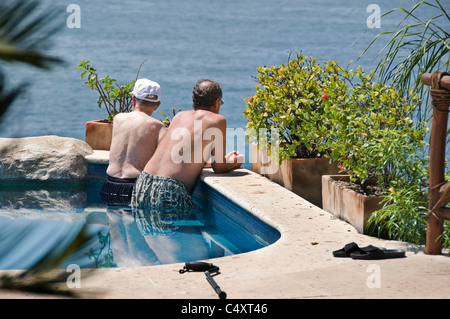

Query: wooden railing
[421,72,450,255]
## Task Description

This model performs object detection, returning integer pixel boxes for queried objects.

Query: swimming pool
[0,176,280,269]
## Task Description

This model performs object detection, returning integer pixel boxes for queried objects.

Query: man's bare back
[132,79,243,210]
[107,111,166,179]
[143,108,242,193]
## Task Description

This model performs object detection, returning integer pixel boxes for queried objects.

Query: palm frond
[0,0,64,69]
[358,0,450,120]
[0,223,96,297]
[0,71,26,119]
[0,0,64,121]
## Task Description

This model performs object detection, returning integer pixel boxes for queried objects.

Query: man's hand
[225,151,245,169]
[211,151,245,173]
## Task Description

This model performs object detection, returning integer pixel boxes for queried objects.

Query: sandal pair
[333,242,406,260]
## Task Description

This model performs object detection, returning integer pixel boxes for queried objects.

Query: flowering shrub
[243,53,351,162]
[244,54,428,196]
[322,68,428,194]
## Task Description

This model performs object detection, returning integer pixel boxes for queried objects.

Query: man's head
[192,79,223,110]
[132,78,161,108]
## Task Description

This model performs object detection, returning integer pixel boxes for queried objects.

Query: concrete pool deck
[1,164,450,299]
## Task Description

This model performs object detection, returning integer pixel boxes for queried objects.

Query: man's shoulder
[143,116,165,131]
[204,112,226,125]
[113,112,136,122]
[113,112,127,120]
[190,109,226,121]
[170,109,226,128]
[146,114,164,124]
[114,112,164,128]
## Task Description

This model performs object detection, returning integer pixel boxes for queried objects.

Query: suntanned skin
[106,96,166,179]
[143,97,244,194]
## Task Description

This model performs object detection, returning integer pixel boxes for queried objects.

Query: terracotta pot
[251,143,341,208]
[85,119,113,151]
[321,175,384,234]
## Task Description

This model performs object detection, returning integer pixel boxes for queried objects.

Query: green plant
[160,107,181,127]
[79,60,182,127]
[78,61,143,122]
[365,164,429,243]
[243,53,351,162]
[323,68,429,195]
[86,231,116,268]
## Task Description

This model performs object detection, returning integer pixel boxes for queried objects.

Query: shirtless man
[101,78,166,206]
[131,79,244,210]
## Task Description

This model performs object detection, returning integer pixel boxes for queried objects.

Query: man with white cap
[101,78,166,206]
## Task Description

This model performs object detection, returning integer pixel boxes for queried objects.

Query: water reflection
[0,180,271,270]
[0,182,89,213]
[0,181,211,269]
[85,206,210,267]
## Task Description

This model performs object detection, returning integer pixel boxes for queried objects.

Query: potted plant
[78,60,139,150]
[321,67,428,233]
[243,54,347,207]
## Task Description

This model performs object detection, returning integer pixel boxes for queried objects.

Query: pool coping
[1,152,450,299]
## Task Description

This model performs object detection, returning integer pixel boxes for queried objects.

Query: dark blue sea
[1,0,447,157]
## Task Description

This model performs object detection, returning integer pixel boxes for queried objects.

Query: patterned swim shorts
[131,172,195,211]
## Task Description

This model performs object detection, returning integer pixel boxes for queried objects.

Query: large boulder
[0,136,93,181]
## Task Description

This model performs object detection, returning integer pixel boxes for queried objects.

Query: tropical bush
[244,52,438,247]
[322,67,429,195]
[364,164,429,242]
[244,54,428,195]
[78,61,136,122]
[243,53,351,162]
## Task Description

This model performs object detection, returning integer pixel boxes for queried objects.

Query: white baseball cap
[132,78,161,102]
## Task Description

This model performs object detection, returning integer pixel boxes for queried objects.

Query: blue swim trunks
[131,172,195,211]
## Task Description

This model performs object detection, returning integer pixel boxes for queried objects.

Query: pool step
[201,230,242,255]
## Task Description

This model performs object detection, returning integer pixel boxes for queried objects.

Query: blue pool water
[0,177,280,269]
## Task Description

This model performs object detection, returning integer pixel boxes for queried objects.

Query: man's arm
[210,117,244,173]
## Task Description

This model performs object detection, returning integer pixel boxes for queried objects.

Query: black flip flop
[350,245,406,260]
[332,242,370,258]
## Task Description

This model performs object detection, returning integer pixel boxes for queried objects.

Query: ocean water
[0,0,446,156]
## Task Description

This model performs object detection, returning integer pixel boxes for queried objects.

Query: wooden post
[421,72,450,255]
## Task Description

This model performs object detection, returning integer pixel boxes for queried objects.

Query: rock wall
[0,136,93,181]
